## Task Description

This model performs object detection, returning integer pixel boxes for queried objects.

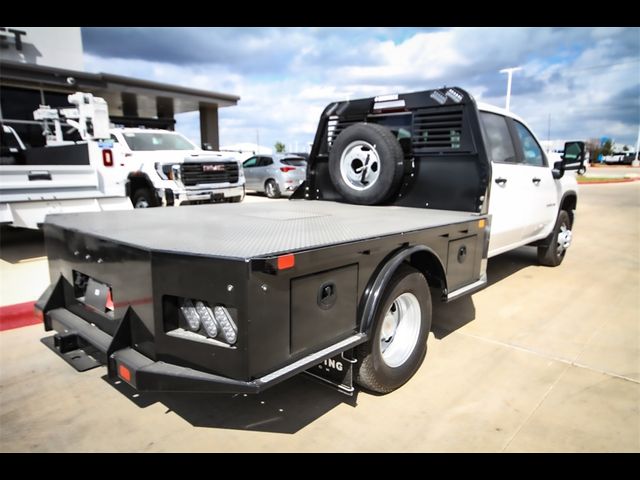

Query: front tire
[265,179,281,199]
[538,210,572,266]
[355,265,432,393]
[132,188,159,208]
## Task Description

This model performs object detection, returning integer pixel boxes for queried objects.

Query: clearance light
[118,364,131,383]
[277,254,295,270]
[478,219,486,229]
[430,90,447,105]
[213,306,238,345]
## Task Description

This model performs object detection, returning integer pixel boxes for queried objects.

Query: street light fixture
[499,66,522,112]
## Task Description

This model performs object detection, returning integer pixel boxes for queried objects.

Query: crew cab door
[482,112,558,257]
[481,112,529,256]
[510,120,557,241]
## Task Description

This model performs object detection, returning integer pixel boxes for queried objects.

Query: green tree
[274,141,286,153]
[601,139,613,156]
[623,145,629,151]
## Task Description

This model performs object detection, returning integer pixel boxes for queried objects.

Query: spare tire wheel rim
[340,140,381,191]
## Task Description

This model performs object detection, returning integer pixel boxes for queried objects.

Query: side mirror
[552,161,564,179]
[555,141,586,178]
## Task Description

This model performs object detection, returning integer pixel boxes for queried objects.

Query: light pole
[500,67,522,112]
[633,125,640,167]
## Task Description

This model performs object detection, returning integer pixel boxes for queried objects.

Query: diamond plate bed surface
[46,200,478,259]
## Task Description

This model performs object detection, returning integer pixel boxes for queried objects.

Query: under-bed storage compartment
[290,264,358,355]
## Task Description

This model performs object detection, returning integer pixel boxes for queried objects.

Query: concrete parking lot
[0,183,638,452]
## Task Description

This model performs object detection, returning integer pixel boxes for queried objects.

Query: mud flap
[304,350,356,396]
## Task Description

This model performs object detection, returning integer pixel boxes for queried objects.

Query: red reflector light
[34,307,44,323]
[280,166,296,173]
[102,149,114,167]
[118,364,131,383]
[106,290,114,311]
[277,254,295,270]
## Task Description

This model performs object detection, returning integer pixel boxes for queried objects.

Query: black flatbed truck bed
[39,200,487,393]
[36,85,493,395]
[46,200,482,259]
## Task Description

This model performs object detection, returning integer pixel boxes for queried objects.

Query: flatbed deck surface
[46,200,480,259]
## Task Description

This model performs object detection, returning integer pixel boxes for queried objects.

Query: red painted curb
[578,178,639,185]
[0,301,39,331]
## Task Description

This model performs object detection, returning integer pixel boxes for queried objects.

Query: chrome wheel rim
[340,140,381,191]
[556,223,572,256]
[380,292,422,368]
[134,198,149,208]
[266,182,275,197]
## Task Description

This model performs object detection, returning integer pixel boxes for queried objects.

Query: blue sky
[81,27,640,151]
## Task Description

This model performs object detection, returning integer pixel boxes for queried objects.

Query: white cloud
[83,27,640,150]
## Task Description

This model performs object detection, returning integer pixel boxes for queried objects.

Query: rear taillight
[174,297,238,345]
[102,149,114,167]
[280,166,296,173]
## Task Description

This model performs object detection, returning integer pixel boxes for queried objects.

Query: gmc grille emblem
[203,164,225,172]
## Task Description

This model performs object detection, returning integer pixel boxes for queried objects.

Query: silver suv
[243,154,307,198]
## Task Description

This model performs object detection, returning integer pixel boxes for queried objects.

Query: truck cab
[477,103,578,260]
[109,128,246,208]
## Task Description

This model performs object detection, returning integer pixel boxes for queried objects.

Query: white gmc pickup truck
[109,129,246,208]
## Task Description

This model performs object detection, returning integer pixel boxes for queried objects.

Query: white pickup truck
[109,129,245,208]
[0,93,132,230]
[36,87,586,397]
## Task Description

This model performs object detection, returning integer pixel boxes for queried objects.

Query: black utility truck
[36,87,585,395]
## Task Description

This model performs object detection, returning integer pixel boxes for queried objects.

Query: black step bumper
[40,305,366,394]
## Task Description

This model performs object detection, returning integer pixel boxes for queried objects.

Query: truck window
[513,121,545,167]
[121,132,195,151]
[281,158,306,166]
[480,112,517,164]
[110,134,119,143]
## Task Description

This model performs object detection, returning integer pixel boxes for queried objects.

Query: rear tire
[132,188,158,208]
[355,265,432,393]
[265,179,281,199]
[538,210,572,266]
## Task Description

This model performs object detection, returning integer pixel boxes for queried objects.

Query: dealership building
[0,27,239,149]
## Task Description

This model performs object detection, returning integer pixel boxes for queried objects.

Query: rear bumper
[37,285,365,394]
[0,196,132,229]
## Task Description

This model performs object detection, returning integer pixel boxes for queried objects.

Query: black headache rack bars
[295,86,492,216]
[35,277,366,394]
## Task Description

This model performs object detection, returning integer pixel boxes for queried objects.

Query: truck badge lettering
[203,164,225,172]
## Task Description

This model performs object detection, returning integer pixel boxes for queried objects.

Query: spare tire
[329,122,404,205]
